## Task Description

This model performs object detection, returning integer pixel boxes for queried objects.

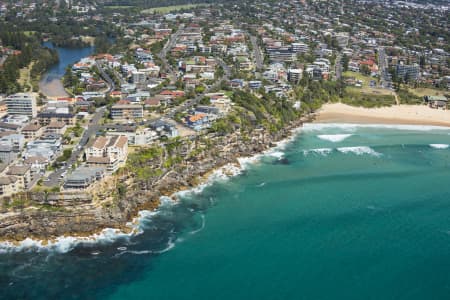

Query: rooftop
[0,176,18,185]
[22,123,42,131]
[6,165,30,176]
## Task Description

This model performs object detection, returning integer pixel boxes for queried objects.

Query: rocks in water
[275,158,290,165]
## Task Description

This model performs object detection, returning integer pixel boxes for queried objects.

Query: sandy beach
[39,76,69,98]
[315,103,450,127]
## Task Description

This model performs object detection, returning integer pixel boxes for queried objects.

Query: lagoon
[39,42,94,98]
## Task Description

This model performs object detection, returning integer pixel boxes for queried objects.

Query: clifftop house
[85,135,128,173]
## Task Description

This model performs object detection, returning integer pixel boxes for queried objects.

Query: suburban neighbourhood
[0,0,447,239]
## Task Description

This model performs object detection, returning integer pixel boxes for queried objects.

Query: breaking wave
[337,146,382,157]
[303,146,381,157]
[0,123,305,253]
[317,134,353,142]
[429,144,449,149]
[303,148,333,156]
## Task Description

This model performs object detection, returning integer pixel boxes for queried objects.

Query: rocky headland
[0,116,312,243]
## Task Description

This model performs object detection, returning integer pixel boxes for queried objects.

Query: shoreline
[0,117,308,251]
[39,74,69,98]
[315,103,450,128]
[2,102,450,251]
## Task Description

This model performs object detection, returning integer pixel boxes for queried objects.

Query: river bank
[0,114,311,246]
[39,73,69,98]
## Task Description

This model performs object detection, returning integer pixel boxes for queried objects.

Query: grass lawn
[18,61,34,92]
[347,86,394,96]
[104,6,134,9]
[23,31,36,37]
[342,89,396,108]
[408,87,447,97]
[342,71,373,83]
[142,3,208,14]
[344,71,394,96]
[224,91,234,97]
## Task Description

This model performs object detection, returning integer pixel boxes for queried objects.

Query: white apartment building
[5,93,37,118]
[85,135,128,173]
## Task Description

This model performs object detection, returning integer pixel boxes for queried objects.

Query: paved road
[378,47,392,88]
[113,68,126,86]
[335,52,343,80]
[95,61,115,94]
[44,107,107,187]
[166,58,230,118]
[249,34,264,71]
[157,25,184,76]
[216,57,231,78]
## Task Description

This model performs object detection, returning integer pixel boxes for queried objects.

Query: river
[39,42,94,98]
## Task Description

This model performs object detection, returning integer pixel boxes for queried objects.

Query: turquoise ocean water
[1,124,450,299]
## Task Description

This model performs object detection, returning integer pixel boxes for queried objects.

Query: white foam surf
[429,144,449,149]
[303,148,333,156]
[337,146,382,157]
[266,151,285,159]
[317,134,353,142]
[153,237,176,254]
[114,249,152,257]
[0,210,159,254]
[0,123,305,253]
[189,214,206,235]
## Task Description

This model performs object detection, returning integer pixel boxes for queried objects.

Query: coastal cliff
[0,115,311,242]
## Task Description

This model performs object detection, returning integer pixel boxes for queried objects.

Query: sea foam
[303,148,333,156]
[337,146,382,157]
[429,144,449,149]
[317,134,353,142]
[189,214,206,235]
[266,151,285,159]
[0,124,304,253]
[0,210,159,254]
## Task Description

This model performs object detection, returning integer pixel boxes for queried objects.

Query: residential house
[37,112,76,126]
[64,166,105,190]
[24,156,49,174]
[110,104,144,120]
[24,137,61,160]
[425,96,448,109]
[249,81,263,90]
[21,123,43,140]
[5,93,37,118]
[85,135,128,173]
[0,133,25,153]
[185,113,211,131]
[6,165,31,189]
[0,176,21,196]
[46,121,67,135]
[150,120,179,138]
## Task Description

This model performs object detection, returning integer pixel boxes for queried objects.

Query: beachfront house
[425,96,448,109]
